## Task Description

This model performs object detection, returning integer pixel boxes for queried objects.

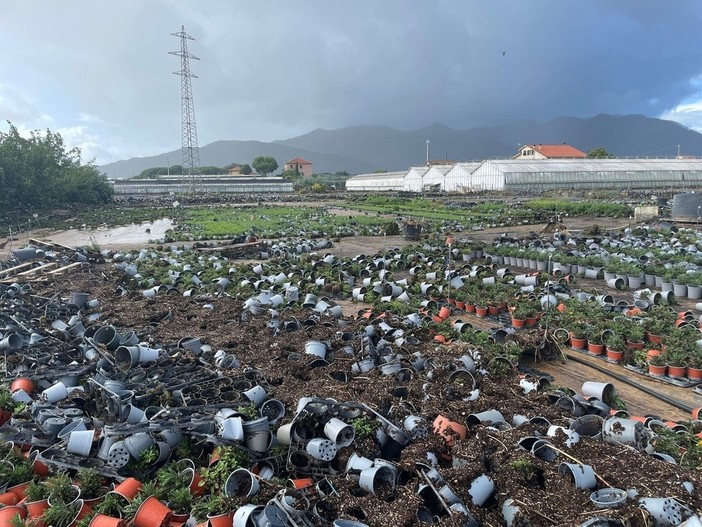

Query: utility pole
[170,26,201,192]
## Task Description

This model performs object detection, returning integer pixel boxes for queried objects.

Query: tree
[0,122,113,208]
[587,147,614,159]
[240,164,252,175]
[251,156,278,176]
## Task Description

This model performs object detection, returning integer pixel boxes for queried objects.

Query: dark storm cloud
[2,0,702,162]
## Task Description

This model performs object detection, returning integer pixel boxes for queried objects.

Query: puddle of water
[43,218,174,247]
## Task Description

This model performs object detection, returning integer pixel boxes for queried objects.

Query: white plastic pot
[324,418,355,447]
[67,429,95,456]
[559,462,596,489]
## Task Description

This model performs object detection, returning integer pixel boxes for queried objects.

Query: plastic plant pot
[467,409,506,426]
[112,478,143,500]
[570,415,604,440]
[468,474,495,506]
[559,462,597,489]
[324,418,355,447]
[639,497,686,526]
[133,495,172,527]
[242,417,270,453]
[546,425,580,448]
[243,386,267,407]
[42,382,69,404]
[531,439,558,462]
[582,381,617,406]
[306,438,337,462]
[224,468,260,498]
[259,399,285,424]
[232,505,263,526]
[89,514,126,527]
[590,488,628,509]
[218,417,244,441]
[602,417,647,449]
[67,429,95,456]
[345,453,374,474]
[124,432,155,459]
[359,465,395,496]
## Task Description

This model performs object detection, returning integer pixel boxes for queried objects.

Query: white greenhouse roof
[478,158,702,174]
[347,170,408,181]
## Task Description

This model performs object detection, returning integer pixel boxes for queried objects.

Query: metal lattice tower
[169,25,201,191]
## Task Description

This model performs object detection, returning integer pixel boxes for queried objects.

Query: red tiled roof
[529,144,587,158]
[285,157,313,165]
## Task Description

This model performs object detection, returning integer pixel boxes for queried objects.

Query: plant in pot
[46,472,80,505]
[585,326,605,355]
[166,487,193,518]
[191,493,235,525]
[93,492,127,518]
[625,322,645,348]
[155,465,190,499]
[568,320,588,349]
[662,347,688,378]
[121,482,159,521]
[25,479,50,503]
[647,353,668,376]
[605,335,627,363]
[41,500,81,527]
[200,446,249,495]
[75,468,105,502]
[628,348,648,369]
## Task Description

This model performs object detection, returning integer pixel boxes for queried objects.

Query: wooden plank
[15,262,57,277]
[47,262,83,275]
[0,262,35,277]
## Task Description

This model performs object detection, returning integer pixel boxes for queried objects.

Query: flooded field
[37,218,173,248]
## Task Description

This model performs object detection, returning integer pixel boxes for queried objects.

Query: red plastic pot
[688,367,702,381]
[89,514,125,527]
[465,304,476,313]
[569,337,586,350]
[0,505,27,527]
[10,378,34,394]
[433,415,467,446]
[587,343,605,356]
[133,496,172,527]
[648,363,667,377]
[487,305,500,316]
[112,478,142,500]
[511,317,525,329]
[0,491,19,506]
[606,348,624,363]
[668,365,687,379]
[475,306,488,317]
[206,512,232,527]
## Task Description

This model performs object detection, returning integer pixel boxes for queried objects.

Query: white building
[444,162,484,192]
[403,166,430,192]
[344,170,407,191]
[421,165,453,192]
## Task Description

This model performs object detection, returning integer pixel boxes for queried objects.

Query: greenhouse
[112,176,293,194]
[344,170,407,191]
[402,166,430,192]
[444,162,483,192]
[472,158,702,191]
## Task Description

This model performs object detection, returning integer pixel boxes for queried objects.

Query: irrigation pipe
[565,352,696,415]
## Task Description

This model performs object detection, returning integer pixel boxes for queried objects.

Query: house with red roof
[283,157,314,177]
[513,143,587,159]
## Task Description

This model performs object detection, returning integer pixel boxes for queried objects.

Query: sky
[3,0,702,165]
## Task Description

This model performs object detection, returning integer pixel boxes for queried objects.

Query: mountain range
[99,114,702,178]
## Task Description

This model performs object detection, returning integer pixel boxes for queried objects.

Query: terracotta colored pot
[112,478,142,500]
[24,498,49,520]
[688,367,702,381]
[627,340,644,350]
[569,337,586,350]
[10,378,34,394]
[289,478,314,490]
[206,512,232,527]
[525,317,538,327]
[668,365,687,379]
[0,411,12,427]
[446,298,456,306]
[433,415,467,446]
[511,317,525,329]
[455,300,466,310]
[646,349,661,361]
[475,306,488,317]
[433,335,447,344]
[587,343,605,356]
[648,363,667,377]
[0,505,27,527]
[0,491,19,506]
[89,514,126,527]
[487,305,500,316]
[692,407,702,420]
[431,315,444,324]
[8,481,30,501]
[133,496,172,527]
[606,348,624,363]
[465,304,476,313]
[438,306,451,320]
[646,333,663,344]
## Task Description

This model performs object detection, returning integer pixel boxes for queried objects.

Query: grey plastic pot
[243,386,267,407]
[359,465,394,495]
[306,437,337,461]
[0,333,21,350]
[602,417,647,449]
[67,429,95,456]
[218,417,244,441]
[467,409,505,426]
[547,425,580,447]
[324,418,355,447]
[590,488,628,509]
[224,468,260,498]
[42,382,69,403]
[502,499,524,527]
[345,453,374,473]
[124,432,155,459]
[582,381,617,405]
[570,415,604,439]
[93,325,121,350]
[232,504,263,526]
[333,520,369,527]
[468,474,495,506]
[559,462,597,489]
[531,439,558,462]
[304,340,328,359]
[403,415,428,439]
[639,497,685,526]
[259,399,285,424]
[242,417,270,453]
